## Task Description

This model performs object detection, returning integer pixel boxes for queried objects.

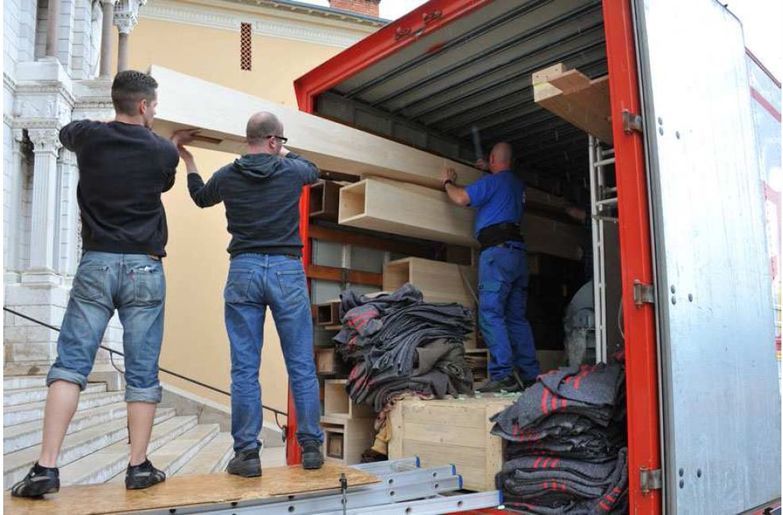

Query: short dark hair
[111,70,158,116]
[246,112,283,145]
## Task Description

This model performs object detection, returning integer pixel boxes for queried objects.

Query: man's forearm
[444,183,470,206]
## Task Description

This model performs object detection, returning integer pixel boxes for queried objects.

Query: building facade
[4,0,382,415]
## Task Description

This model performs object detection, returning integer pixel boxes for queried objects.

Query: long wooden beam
[532,63,612,144]
[338,177,586,260]
[150,65,573,215]
[306,264,382,287]
[150,65,481,190]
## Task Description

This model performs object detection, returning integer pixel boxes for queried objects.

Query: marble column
[99,0,116,78]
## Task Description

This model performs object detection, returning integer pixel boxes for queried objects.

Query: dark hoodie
[187,152,319,257]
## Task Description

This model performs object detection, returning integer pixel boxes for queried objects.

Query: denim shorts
[47,251,166,403]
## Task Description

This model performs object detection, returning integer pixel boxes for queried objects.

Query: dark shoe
[301,441,324,470]
[10,463,60,498]
[226,448,262,478]
[125,459,166,489]
[476,375,521,393]
[512,368,536,390]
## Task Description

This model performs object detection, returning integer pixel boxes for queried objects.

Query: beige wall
[123,13,368,418]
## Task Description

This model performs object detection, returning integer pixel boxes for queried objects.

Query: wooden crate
[321,415,375,465]
[388,396,515,492]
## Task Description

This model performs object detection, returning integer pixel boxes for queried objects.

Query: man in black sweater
[11,71,190,498]
[176,112,324,476]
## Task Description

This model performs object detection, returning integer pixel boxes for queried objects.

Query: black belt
[477,222,524,251]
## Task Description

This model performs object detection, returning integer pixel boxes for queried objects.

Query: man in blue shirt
[441,142,540,393]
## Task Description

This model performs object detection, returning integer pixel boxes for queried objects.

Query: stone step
[4,391,125,427]
[175,432,234,476]
[4,383,106,407]
[3,409,175,489]
[106,424,220,484]
[4,402,128,454]
[3,376,47,390]
[60,415,199,486]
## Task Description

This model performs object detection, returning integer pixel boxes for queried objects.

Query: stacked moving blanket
[492,361,628,514]
[334,284,475,412]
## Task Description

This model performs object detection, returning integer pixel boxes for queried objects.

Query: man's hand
[475,158,488,171]
[565,206,588,223]
[441,167,457,189]
[171,128,199,147]
[279,146,290,157]
[177,144,194,162]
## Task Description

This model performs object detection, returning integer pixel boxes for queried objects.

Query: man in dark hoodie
[175,111,323,476]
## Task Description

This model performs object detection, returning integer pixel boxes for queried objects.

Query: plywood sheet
[4,464,378,515]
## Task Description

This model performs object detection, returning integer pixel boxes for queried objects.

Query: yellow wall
[123,13,368,418]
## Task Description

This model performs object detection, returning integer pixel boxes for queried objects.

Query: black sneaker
[10,463,59,498]
[301,441,324,470]
[512,368,536,390]
[125,459,166,490]
[226,448,262,478]
[476,375,521,393]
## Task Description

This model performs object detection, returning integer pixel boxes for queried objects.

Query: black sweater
[59,120,179,257]
[187,152,319,257]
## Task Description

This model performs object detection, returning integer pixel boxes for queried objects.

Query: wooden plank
[339,178,586,260]
[309,180,343,222]
[383,257,476,308]
[4,464,378,515]
[532,63,612,144]
[306,264,383,287]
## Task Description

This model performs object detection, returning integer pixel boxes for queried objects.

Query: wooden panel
[4,464,378,515]
[339,178,586,260]
[533,63,612,144]
[383,257,476,308]
[388,397,514,492]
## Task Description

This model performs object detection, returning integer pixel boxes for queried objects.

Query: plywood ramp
[4,463,378,515]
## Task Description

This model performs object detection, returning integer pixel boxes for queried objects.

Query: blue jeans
[478,243,540,381]
[47,251,166,403]
[224,253,323,452]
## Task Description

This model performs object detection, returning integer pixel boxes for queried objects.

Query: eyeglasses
[265,135,288,144]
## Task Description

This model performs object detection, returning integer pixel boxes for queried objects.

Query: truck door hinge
[640,468,663,494]
[622,109,643,134]
[633,280,655,306]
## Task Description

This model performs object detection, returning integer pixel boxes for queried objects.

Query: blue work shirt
[464,169,525,236]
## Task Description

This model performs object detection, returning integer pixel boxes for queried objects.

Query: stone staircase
[3,375,286,490]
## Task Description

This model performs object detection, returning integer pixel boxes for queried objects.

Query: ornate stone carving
[114,0,147,34]
[27,128,62,154]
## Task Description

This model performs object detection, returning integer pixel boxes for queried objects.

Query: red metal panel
[287,184,312,465]
[602,0,662,512]
[294,0,494,111]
